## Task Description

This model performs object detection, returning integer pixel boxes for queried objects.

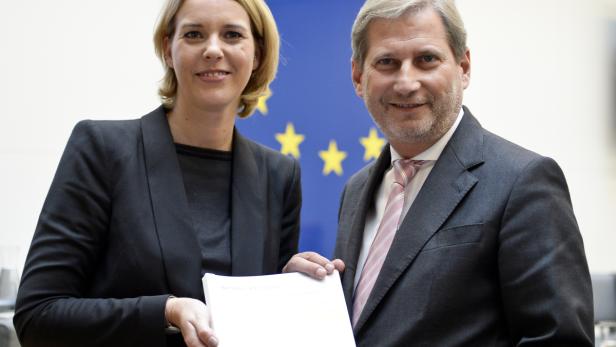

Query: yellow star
[360,128,386,161]
[256,87,272,115]
[275,123,305,159]
[319,140,347,176]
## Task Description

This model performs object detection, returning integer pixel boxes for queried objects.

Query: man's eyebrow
[417,47,441,55]
[372,52,394,59]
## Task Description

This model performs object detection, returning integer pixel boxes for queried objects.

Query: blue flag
[237,1,386,257]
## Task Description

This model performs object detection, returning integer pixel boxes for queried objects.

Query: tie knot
[392,159,425,187]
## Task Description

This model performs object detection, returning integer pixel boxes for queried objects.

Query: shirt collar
[390,107,465,163]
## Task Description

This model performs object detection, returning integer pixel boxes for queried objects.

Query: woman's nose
[203,37,223,60]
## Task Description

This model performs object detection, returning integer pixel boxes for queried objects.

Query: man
[284,0,594,345]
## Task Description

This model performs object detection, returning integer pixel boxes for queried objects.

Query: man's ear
[351,60,364,97]
[460,48,471,89]
[163,36,173,69]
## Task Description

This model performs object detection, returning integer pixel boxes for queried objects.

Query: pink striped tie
[352,158,425,327]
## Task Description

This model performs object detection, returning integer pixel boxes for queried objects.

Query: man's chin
[383,120,435,143]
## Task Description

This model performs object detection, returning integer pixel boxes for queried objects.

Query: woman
[13,0,300,346]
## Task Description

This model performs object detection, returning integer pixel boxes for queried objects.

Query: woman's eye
[183,31,202,39]
[224,31,243,39]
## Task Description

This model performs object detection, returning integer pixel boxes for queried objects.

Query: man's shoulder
[458,108,546,170]
[480,127,547,171]
[345,160,379,192]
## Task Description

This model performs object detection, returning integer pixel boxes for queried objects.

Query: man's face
[352,7,470,156]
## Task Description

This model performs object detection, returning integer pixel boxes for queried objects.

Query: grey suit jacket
[335,107,593,346]
[14,106,301,347]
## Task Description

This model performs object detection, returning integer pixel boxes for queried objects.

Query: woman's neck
[167,101,236,151]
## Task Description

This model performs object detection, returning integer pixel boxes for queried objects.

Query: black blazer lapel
[341,148,392,312]
[140,107,203,299]
[229,130,267,275]
[354,108,485,332]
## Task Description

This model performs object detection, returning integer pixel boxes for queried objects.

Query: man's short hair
[351,0,467,67]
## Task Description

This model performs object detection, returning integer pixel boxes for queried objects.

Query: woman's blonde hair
[153,0,280,117]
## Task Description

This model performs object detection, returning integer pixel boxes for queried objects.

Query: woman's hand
[165,297,218,347]
[283,252,345,279]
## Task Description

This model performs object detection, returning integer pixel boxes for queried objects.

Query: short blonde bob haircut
[153,0,280,118]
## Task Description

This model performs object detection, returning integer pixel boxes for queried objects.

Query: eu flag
[237,1,386,258]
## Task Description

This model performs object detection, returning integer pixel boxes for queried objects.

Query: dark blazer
[14,106,301,347]
[335,107,593,346]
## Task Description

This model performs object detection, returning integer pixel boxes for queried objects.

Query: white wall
[458,0,616,273]
[0,0,165,270]
[1,0,615,273]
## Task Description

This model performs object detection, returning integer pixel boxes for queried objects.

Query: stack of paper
[203,271,355,347]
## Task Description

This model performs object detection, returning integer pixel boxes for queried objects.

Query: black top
[13,106,301,347]
[175,143,232,277]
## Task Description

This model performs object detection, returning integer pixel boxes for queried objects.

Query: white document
[202,271,356,347]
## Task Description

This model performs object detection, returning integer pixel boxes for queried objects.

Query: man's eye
[183,31,202,39]
[376,58,394,66]
[420,55,436,63]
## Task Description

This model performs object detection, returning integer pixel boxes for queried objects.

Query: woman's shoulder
[67,118,140,155]
[74,117,140,134]
[70,107,166,146]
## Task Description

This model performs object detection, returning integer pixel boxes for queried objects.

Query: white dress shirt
[353,109,465,291]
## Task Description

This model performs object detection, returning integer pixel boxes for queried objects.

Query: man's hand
[165,297,219,347]
[283,252,346,279]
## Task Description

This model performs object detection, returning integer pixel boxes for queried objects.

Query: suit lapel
[140,107,203,299]
[341,148,392,311]
[354,109,485,332]
[230,131,267,275]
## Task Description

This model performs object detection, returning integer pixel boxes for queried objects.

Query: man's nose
[393,61,421,96]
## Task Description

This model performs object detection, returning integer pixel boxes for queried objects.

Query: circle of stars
[262,89,386,177]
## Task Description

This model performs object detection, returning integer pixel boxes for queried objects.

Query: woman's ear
[253,44,261,71]
[163,36,173,69]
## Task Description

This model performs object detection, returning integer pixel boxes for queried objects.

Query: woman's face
[165,0,259,114]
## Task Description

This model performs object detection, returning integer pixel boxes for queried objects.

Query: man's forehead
[366,7,447,38]
[365,10,449,53]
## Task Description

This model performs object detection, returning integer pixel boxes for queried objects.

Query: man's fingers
[284,252,339,278]
[301,251,332,265]
[332,259,346,272]
[284,255,325,278]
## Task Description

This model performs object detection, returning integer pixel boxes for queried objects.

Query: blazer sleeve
[276,158,302,271]
[497,156,594,346]
[14,121,169,347]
